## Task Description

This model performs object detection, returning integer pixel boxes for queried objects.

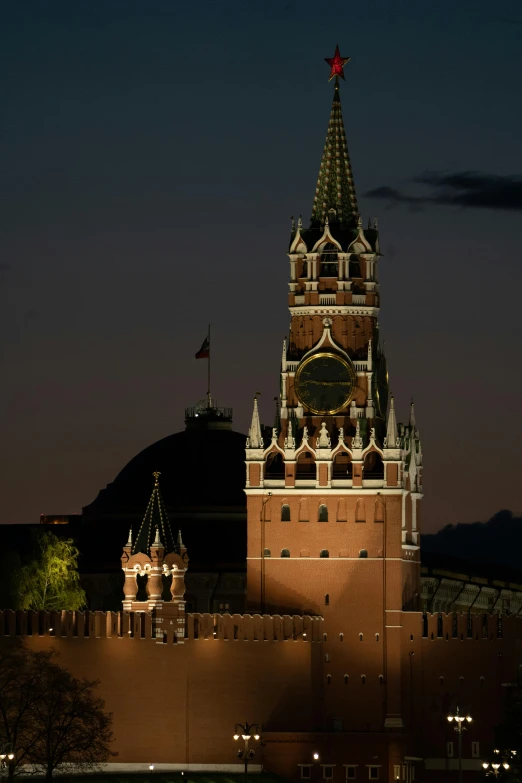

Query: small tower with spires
[121,472,189,637]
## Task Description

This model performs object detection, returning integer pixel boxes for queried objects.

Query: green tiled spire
[133,471,175,555]
[311,81,358,228]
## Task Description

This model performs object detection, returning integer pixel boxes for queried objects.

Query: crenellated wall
[2,608,521,781]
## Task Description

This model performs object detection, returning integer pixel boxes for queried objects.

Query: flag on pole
[195,336,210,359]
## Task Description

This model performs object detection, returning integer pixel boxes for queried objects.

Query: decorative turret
[121,473,189,624]
[247,396,263,449]
[385,396,398,448]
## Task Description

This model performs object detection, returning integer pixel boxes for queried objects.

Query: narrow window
[300,767,312,781]
[346,768,356,780]
[323,766,334,780]
[471,742,480,758]
[344,674,349,684]
[480,676,485,685]
[447,742,454,758]
[325,653,330,663]
[361,675,366,684]
[263,548,271,557]
[459,676,464,685]
[368,766,379,779]
[359,549,368,558]
[325,593,330,606]
[319,504,329,522]
[375,633,379,642]
[323,633,327,642]
[339,633,344,641]
[439,676,444,685]
[281,504,291,522]
[327,674,331,685]
[379,675,384,685]
[320,549,330,558]
[281,548,290,558]
[410,634,414,641]
[359,633,363,641]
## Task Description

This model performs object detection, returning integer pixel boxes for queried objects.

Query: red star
[324,44,350,82]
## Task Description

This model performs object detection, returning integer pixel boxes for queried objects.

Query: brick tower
[245,48,423,731]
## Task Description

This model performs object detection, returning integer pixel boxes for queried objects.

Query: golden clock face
[294,352,356,415]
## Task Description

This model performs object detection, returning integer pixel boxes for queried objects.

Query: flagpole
[207,322,211,408]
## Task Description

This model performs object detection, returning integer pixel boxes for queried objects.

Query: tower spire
[311,47,358,228]
[132,472,175,555]
[247,395,263,449]
[385,395,398,447]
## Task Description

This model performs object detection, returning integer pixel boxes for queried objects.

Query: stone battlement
[0,609,324,644]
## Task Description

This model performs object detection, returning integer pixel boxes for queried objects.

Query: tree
[17,532,86,611]
[27,663,116,780]
[0,640,116,779]
[0,639,54,779]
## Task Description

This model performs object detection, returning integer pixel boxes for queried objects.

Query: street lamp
[447,706,472,783]
[0,744,15,779]
[233,722,260,781]
[483,749,516,778]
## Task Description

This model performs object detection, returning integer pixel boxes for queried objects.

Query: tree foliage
[17,532,86,611]
[0,640,116,779]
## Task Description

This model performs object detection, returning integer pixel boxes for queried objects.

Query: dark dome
[83,426,247,517]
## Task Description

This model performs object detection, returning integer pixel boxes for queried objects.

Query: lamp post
[233,721,260,781]
[483,749,516,778]
[447,706,472,783]
[0,744,15,780]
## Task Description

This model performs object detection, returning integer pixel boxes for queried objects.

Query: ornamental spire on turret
[247,396,263,449]
[132,471,175,556]
[386,396,398,447]
[311,46,358,228]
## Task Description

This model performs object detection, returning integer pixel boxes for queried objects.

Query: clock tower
[245,48,423,731]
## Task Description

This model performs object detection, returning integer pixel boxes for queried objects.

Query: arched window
[327,674,332,685]
[319,243,339,277]
[332,451,353,479]
[265,451,284,479]
[355,498,365,523]
[325,594,330,606]
[318,504,328,522]
[337,498,347,522]
[263,548,271,557]
[348,254,361,278]
[359,633,363,641]
[361,675,366,685]
[374,498,385,523]
[296,451,315,478]
[375,633,379,642]
[299,258,308,278]
[379,675,384,685]
[359,549,368,558]
[281,548,290,558]
[299,498,310,522]
[364,451,384,479]
[339,633,344,641]
[320,549,329,558]
[281,503,291,522]
[344,674,349,684]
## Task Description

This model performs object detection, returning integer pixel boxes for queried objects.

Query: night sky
[2,0,521,532]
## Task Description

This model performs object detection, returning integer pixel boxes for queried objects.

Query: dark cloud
[366,171,522,212]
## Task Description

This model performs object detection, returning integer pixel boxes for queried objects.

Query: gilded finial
[153,471,161,487]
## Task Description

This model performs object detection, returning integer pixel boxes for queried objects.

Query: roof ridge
[132,472,175,555]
